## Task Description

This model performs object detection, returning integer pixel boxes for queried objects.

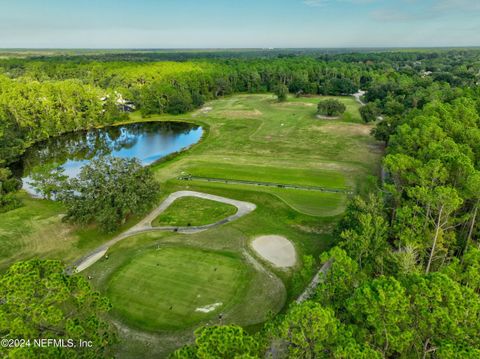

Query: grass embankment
[152,196,237,227]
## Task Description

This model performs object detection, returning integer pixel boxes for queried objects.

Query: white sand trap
[251,235,296,268]
[316,114,340,120]
[195,302,222,313]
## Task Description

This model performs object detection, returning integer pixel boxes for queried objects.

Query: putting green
[151,196,238,227]
[107,247,249,331]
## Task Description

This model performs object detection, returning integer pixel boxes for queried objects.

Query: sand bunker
[316,114,340,120]
[195,302,223,313]
[251,235,296,268]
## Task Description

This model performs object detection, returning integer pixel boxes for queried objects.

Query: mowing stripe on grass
[179,175,353,194]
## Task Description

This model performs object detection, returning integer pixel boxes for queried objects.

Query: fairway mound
[251,235,296,268]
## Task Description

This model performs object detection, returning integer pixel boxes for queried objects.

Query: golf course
[0,93,382,357]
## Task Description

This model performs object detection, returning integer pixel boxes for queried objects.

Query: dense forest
[1,49,479,166]
[1,49,480,358]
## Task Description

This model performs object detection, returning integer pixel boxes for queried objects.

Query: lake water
[16,121,203,195]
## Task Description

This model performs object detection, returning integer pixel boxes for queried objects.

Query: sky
[0,0,479,48]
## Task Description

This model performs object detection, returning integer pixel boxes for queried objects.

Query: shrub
[317,99,346,117]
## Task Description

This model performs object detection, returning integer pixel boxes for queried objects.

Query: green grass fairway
[152,196,237,227]
[185,162,348,190]
[267,188,347,217]
[107,247,248,331]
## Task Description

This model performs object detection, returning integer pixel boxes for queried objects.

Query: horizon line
[1,46,480,51]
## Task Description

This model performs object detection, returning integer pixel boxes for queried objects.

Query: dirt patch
[277,102,315,108]
[251,235,297,268]
[291,224,329,234]
[193,106,213,117]
[218,109,262,118]
[313,123,373,136]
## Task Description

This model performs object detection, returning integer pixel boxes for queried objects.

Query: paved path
[352,90,366,106]
[353,89,384,121]
[70,191,256,273]
[296,259,333,303]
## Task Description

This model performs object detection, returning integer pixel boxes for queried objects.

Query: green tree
[359,102,380,123]
[62,156,160,232]
[421,186,463,273]
[317,99,346,117]
[332,327,382,359]
[274,84,289,102]
[172,325,260,359]
[28,163,67,200]
[405,272,480,357]
[442,246,480,293]
[0,260,116,358]
[339,194,389,274]
[464,171,480,246]
[274,302,339,358]
[315,247,365,312]
[346,276,414,357]
[292,255,315,294]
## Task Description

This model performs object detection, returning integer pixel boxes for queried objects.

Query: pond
[15,121,203,195]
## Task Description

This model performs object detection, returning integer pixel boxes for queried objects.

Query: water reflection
[16,122,203,195]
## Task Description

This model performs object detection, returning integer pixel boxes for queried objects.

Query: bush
[0,193,22,213]
[0,168,22,213]
[317,99,346,117]
[360,102,380,123]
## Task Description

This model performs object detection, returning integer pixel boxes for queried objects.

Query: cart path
[296,259,333,303]
[70,191,256,273]
[353,89,366,106]
[179,176,353,194]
